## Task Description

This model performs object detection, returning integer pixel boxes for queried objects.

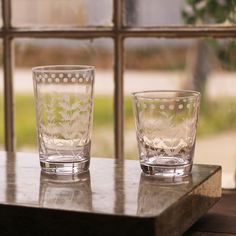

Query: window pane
[124,0,236,26]
[12,0,113,27]
[14,38,114,157]
[125,38,236,188]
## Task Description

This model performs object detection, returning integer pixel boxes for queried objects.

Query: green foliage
[182,1,236,71]
[217,41,236,70]
[182,0,236,24]
[205,38,236,70]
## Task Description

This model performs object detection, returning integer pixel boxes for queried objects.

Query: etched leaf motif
[156,113,174,130]
[55,93,92,140]
[59,123,73,139]
[163,138,184,156]
[59,111,71,121]
[180,117,197,140]
[46,123,59,135]
[58,102,71,110]
[34,69,94,159]
[58,94,71,110]
[80,111,90,121]
[79,103,91,112]
[38,101,44,125]
[71,110,80,121]
[71,101,81,110]
[39,94,58,137]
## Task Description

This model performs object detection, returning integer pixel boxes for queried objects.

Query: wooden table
[185,189,236,236]
[0,152,226,236]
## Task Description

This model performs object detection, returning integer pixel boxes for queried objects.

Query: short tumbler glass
[132,90,200,177]
[33,65,95,175]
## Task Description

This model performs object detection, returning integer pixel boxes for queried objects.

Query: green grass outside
[0,94,236,153]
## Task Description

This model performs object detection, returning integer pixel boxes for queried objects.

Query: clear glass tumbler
[33,65,95,175]
[132,90,200,177]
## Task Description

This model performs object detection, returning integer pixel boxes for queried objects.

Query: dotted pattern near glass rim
[35,71,94,84]
[135,97,197,111]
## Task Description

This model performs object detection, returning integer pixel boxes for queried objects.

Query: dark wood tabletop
[0,151,227,236]
[186,189,236,235]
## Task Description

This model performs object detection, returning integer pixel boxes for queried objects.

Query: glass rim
[131,90,201,99]
[32,65,95,73]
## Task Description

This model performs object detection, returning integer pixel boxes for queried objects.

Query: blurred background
[0,0,236,186]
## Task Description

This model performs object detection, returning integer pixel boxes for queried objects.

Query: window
[1,0,236,174]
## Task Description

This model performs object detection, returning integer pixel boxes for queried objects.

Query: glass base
[40,159,90,175]
[140,163,192,177]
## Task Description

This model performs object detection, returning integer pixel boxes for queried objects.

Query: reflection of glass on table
[137,173,191,216]
[39,171,92,212]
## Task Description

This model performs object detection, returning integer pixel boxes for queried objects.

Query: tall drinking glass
[132,90,200,177]
[33,65,95,175]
